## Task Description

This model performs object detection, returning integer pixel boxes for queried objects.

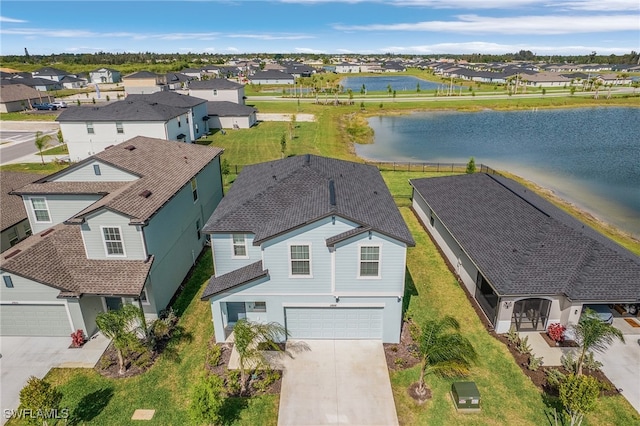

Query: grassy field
[41,143,68,156]
[8,249,279,426]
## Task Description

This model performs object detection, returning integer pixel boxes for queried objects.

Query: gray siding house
[206,101,257,129]
[57,91,209,161]
[410,173,640,334]
[0,137,224,337]
[202,155,415,343]
[188,79,246,104]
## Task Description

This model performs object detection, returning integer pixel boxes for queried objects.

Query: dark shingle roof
[32,67,70,77]
[127,91,206,108]
[207,101,256,117]
[1,171,45,231]
[201,261,268,299]
[124,71,159,79]
[15,136,223,225]
[0,84,46,103]
[204,155,414,246]
[0,224,153,297]
[410,173,640,302]
[56,99,188,122]
[248,70,295,81]
[189,79,243,90]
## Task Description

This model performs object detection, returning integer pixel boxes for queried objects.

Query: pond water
[356,107,640,238]
[340,75,459,93]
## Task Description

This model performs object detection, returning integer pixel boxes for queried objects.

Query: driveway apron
[277,340,398,426]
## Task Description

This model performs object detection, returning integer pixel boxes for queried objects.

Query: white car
[51,101,68,108]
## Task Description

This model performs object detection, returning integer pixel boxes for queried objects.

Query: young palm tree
[232,319,287,395]
[573,309,624,376]
[416,316,478,397]
[34,131,53,165]
[95,304,145,375]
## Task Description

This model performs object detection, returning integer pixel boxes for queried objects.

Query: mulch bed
[95,343,158,379]
[383,320,420,371]
[205,339,282,397]
[539,332,578,348]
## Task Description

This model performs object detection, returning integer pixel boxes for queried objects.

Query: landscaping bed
[383,320,420,371]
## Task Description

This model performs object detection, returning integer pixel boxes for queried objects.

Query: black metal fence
[225,161,499,176]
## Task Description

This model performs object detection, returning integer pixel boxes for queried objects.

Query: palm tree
[34,131,53,165]
[573,309,624,376]
[95,304,145,375]
[232,319,287,395]
[415,316,477,397]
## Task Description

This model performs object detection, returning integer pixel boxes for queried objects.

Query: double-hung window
[30,197,51,222]
[116,121,124,134]
[232,234,247,257]
[102,226,125,256]
[290,244,311,276]
[191,178,198,202]
[87,122,94,134]
[359,246,380,278]
[8,227,19,246]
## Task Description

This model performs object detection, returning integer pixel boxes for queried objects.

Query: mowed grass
[8,249,279,426]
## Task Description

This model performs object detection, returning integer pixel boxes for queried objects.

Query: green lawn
[8,249,279,426]
[0,112,59,121]
[0,162,68,174]
[41,144,69,156]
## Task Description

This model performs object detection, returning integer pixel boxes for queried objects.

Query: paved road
[0,131,58,165]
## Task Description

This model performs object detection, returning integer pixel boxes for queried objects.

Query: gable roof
[248,70,295,81]
[0,84,44,103]
[410,173,640,302]
[1,171,45,231]
[204,155,414,246]
[15,136,223,225]
[123,71,159,79]
[32,67,70,77]
[0,224,153,297]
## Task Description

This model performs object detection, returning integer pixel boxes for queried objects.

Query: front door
[227,302,246,323]
[104,297,123,311]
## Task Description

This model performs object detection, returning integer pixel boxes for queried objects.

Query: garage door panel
[0,304,72,336]
[286,307,383,340]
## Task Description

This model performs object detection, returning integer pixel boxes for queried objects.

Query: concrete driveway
[593,333,640,413]
[277,340,398,426]
[0,334,109,425]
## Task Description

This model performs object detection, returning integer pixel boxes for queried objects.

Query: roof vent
[139,190,152,198]
[41,229,54,237]
[329,179,336,206]
[104,145,114,150]
[124,145,136,151]
[4,249,21,259]
[305,154,311,165]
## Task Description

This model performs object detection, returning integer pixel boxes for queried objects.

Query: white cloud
[378,41,635,55]
[227,33,314,40]
[555,1,639,11]
[225,47,240,52]
[281,0,639,10]
[295,47,326,53]
[0,16,27,23]
[334,14,639,34]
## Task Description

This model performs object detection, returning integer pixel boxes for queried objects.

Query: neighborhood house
[0,137,224,337]
[201,155,415,343]
[410,173,640,334]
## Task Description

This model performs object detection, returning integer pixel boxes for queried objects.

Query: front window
[116,122,124,134]
[359,246,380,277]
[191,178,198,202]
[3,276,14,288]
[86,122,94,134]
[8,227,19,246]
[93,164,101,175]
[249,302,266,312]
[232,234,247,257]
[102,226,125,256]
[290,244,311,276]
[30,197,51,222]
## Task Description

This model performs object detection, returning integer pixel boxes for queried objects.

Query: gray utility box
[451,381,481,413]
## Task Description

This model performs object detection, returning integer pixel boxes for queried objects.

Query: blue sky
[1,1,639,56]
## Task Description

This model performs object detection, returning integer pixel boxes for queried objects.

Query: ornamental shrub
[547,323,566,342]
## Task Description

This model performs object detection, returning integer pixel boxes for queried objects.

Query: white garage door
[285,307,383,339]
[0,304,72,336]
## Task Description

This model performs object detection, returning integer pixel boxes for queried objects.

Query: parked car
[51,101,68,108]
[582,304,614,324]
[32,103,58,111]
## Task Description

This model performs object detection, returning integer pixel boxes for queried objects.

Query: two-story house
[57,91,209,161]
[201,155,415,343]
[0,137,224,337]
[88,68,122,84]
[188,79,246,104]
[122,71,167,95]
